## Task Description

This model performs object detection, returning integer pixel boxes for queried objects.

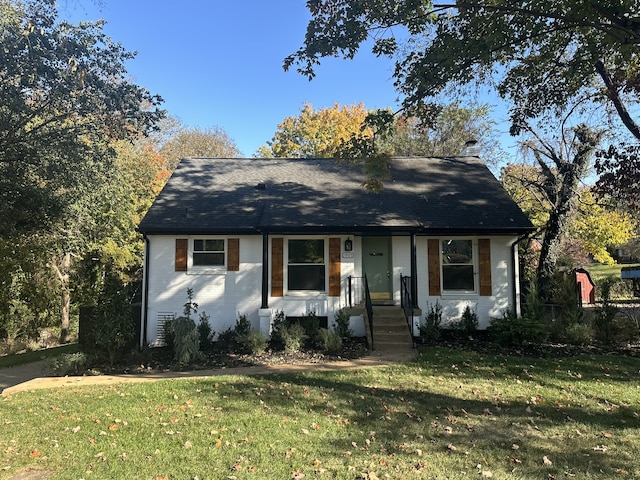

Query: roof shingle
[138,157,534,235]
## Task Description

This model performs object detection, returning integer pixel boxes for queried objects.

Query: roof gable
[138,157,534,235]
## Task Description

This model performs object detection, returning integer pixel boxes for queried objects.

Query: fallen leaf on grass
[543,456,553,466]
[602,432,613,438]
[29,449,40,458]
[71,426,81,434]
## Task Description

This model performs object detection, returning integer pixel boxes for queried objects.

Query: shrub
[216,326,236,352]
[48,352,90,376]
[197,312,214,352]
[419,302,442,343]
[235,314,251,338]
[488,309,547,347]
[332,308,353,339]
[454,304,478,337]
[236,330,267,355]
[299,311,320,338]
[549,271,583,340]
[173,316,201,364]
[90,281,136,366]
[163,317,175,352]
[317,328,343,353]
[269,310,286,349]
[280,323,306,353]
[593,276,619,344]
[564,322,595,345]
[171,289,202,364]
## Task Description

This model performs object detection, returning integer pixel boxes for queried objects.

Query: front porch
[344,274,421,351]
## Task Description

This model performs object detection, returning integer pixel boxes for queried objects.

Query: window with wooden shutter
[271,238,284,297]
[441,239,474,291]
[478,238,492,296]
[227,238,240,271]
[428,239,441,296]
[287,239,325,291]
[175,238,188,272]
[328,238,341,297]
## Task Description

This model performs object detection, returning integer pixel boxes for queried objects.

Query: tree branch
[595,59,640,141]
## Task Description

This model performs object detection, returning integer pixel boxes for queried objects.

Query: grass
[0,343,80,369]
[587,262,640,282]
[1,347,639,479]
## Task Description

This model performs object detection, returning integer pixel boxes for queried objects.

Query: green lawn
[586,263,640,282]
[1,347,639,479]
[0,343,80,369]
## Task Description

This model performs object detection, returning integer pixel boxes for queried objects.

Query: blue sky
[60,1,406,156]
[61,0,516,158]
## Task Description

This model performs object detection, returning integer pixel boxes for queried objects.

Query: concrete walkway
[1,350,418,397]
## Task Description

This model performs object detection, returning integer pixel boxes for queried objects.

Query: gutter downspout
[140,234,150,350]
[410,233,418,307]
[511,234,531,317]
[261,231,269,309]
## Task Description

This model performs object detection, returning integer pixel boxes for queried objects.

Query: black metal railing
[347,275,365,307]
[400,275,416,346]
[363,274,374,350]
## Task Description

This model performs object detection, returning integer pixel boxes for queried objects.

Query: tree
[0,0,164,235]
[568,190,637,265]
[594,144,640,212]
[0,0,164,342]
[259,103,370,158]
[500,124,601,296]
[286,1,640,294]
[286,1,640,139]
[503,164,637,267]
[380,103,506,164]
[159,124,241,170]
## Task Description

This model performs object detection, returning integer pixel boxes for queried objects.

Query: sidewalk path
[1,350,418,397]
[0,360,50,395]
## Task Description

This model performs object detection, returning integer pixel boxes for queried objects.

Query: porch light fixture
[344,238,353,251]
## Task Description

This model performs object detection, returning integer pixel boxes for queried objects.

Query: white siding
[142,234,519,345]
[143,235,355,345]
[415,236,517,329]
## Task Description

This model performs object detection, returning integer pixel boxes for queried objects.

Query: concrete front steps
[366,305,414,351]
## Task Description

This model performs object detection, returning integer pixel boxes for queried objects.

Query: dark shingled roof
[138,157,534,235]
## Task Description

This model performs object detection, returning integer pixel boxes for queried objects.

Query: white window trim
[187,237,227,275]
[440,238,478,295]
[284,236,329,295]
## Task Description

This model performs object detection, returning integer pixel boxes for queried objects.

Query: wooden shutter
[227,238,240,271]
[478,238,492,296]
[329,238,341,296]
[271,238,284,297]
[428,239,441,296]
[175,238,188,272]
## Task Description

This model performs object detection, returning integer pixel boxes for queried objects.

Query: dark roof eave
[138,225,535,236]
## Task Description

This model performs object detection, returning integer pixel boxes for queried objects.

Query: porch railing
[346,275,364,307]
[363,275,374,350]
[347,275,374,349]
[400,274,416,345]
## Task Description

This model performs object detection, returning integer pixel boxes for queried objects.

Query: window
[193,239,225,267]
[288,239,325,291]
[441,239,474,291]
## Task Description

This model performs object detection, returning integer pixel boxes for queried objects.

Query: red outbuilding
[575,268,596,305]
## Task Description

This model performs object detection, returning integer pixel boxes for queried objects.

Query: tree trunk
[53,251,72,343]
[535,125,600,300]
